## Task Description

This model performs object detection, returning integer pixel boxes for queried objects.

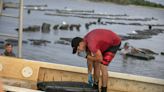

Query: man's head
[124,42,129,49]
[4,43,13,53]
[71,37,86,54]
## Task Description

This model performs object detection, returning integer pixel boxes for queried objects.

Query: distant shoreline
[88,0,164,9]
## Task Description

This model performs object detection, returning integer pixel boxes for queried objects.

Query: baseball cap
[71,37,83,54]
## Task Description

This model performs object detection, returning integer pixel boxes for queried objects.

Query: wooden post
[18,0,24,58]
[0,0,3,15]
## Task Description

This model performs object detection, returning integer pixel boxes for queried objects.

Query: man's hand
[87,50,103,62]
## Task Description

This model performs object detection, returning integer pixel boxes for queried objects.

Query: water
[0,0,164,79]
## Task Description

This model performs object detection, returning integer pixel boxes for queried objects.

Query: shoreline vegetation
[89,0,164,8]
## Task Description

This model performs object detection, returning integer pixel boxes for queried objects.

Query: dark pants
[101,42,121,66]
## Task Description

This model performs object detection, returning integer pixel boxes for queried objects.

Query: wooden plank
[0,56,40,81]
[52,70,62,81]
[44,68,55,81]
[4,85,43,92]
[38,68,63,82]
[37,68,45,82]
[38,68,87,82]
[1,77,37,89]
[0,56,164,92]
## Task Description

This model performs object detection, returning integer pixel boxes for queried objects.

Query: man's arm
[87,50,103,62]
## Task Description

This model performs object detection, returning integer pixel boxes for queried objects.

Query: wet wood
[126,53,155,60]
[45,13,156,22]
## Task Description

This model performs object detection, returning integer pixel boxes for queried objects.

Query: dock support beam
[0,0,3,15]
[18,0,24,58]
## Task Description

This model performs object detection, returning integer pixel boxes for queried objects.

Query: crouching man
[71,29,121,92]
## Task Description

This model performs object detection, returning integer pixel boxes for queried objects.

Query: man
[71,29,121,92]
[120,42,132,59]
[120,42,147,60]
[120,42,131,54]
[1,43,16,57]
[120,42,143,55]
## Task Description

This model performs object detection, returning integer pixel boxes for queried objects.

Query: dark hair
[124,42,129,48]
[5,43,13,47]
[71,37,83,54]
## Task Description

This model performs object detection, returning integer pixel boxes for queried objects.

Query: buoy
[132,31,137,34]
[62,21,67,25]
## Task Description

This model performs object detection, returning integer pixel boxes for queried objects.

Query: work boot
[101,87,107,92]
[93,81,99,92]
[93,83,98,89]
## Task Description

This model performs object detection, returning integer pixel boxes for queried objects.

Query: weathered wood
[56,9,94,13]
[4,85,43,92]
[45,13,155,22]
[126,53,155,60]
[56,11,127,17]
[16,25,41,32]
[0,56,164,92]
